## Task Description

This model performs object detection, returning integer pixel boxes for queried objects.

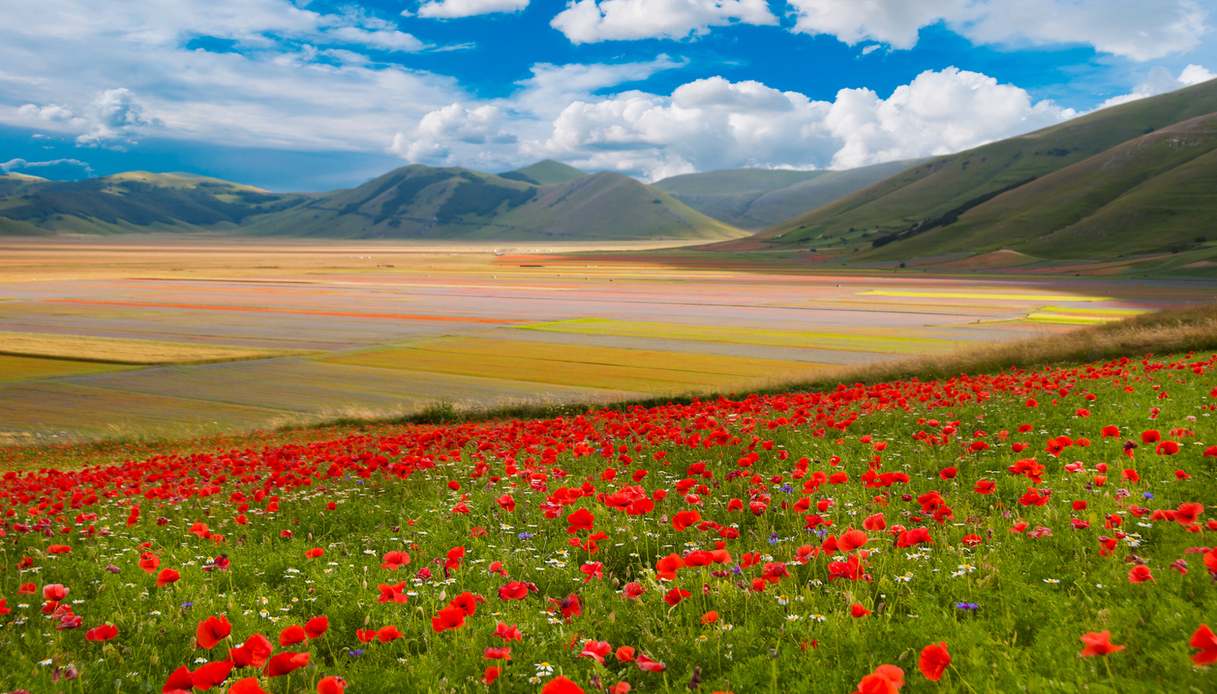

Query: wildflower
[1079,631,1124,657]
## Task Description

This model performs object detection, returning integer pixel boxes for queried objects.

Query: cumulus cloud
[534,67,1074,179]
[390,103,518,165]
[551,0,776,43]
[1098,64,1216,109]
[1,157,94,176]
[787,0,1209,61]
[21,89,159,147]
[416,0,529,18]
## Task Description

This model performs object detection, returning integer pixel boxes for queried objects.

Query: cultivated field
[0,237,1213,445]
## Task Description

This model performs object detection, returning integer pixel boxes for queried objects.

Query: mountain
[0,162,741,241]
[654,160,913,229]
[761,78,1217,263]
[500,159,586,186]
[0,171,302,235]
[243,165,739,241]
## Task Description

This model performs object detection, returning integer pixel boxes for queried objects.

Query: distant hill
[655,161,914,229]
[499,159,586,186]
[0,171,302,235]
[761,78,1217,263]
[244,165,740,241]
[0,161,743,241]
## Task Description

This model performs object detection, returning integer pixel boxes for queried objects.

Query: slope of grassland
[764,79,1217,255]
[1,311,1215,692]
[654,161,912,229]
[865,112,1217,260]
[500,159,587,186]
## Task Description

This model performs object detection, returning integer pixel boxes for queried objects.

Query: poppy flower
[1079,631,1124,657]
[380,550,410,570]
[139,552,160,573]
[542,675,585,694]
[579,640,611,663]
[196,615,232,649]
[854,664,904,694]
[164,665,194,692]
[304,547,324,559]
[378,581,409,604]
[230,633,273,668]
[85,623,119,642]
[43,583,68,601]
[156,568,181,587]
[191,659,234,690]
[494,622,522,641]
[264,651,309,676]
[1128,564,1153,583]
[229,678,269,694]
[318,676,348,691]
[374,625,402,642]
[663,587,691,606]
[304,616,329,639]
[623,582,645,599]
[278,624,307,646]
[451,591,485,616]
[431,605,467,632]
[702,610,720,624]
[498,580,532,601]
[850,603,871,618]
[919,642,950,682]
[483,666,501,685]
[1190,624,1217,665]
[616,645,636,662]
[566,508,595,533]
[636,653,666,672]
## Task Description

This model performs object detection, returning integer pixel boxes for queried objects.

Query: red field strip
[45,298,521,324]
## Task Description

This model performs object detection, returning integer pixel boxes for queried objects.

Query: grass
[858,289,1112,302]
[518,318,957,354]
[0,354,131,381]
[324,335,825,394]
[0,343,1215,691]
[0,331,295,365]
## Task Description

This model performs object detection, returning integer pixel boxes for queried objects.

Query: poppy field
[2,349,1217,693]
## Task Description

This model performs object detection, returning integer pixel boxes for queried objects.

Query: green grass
[0,350,1214,692]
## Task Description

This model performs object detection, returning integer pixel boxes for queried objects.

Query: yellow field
[517,318,958,354]
[0,354,131,381]
[0,331,295,365]
[1025,306,1150,325]
[859,289,1112,302]
[325,336,826,394]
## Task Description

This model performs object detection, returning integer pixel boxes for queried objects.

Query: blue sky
[1,1,1214,190]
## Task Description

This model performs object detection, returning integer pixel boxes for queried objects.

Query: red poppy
[919,642,950,682]
[196,615,232,650]
[304,615,329,639]
[378,581,409,604]
[850,603,871,618]
[566,507,595,533]
[541,675,585,694]
[380,550,411,570]
[1128,564,1153,583]
[139,551,160,573]
[1079,631,1124,657]
[156,568,181,588]
[317,676,345,694]
[191,659,234,690]
[1190,624,1217,665]
[663,587,691,606]
[431,605,467,632]
[305,547,324,559]
[85,623,119,642]
[278,624,307,646]
[483,666,501,685]
[494,622,523,641]
[854,664,904,694]
[230,633,273,668]
[671,509,701,531]
[228,677,269,694]
[264,651,309,676]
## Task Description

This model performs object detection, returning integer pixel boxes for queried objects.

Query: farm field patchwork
[0,352,1215,692]
[0,239,1212,443]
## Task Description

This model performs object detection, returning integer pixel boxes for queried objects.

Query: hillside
[0,161,742,241]
[499,159,586,185]
[0,172,303,235]
[763,78,1217,262]
[655,160,912,229]
[241,165,742,240]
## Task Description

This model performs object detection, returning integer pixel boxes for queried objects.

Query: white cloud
[390,103,518,164]
[786,0,1210,61]
[535,67,1074,179]
[1098,64,1216,109]
[417,0,529,18]
[551,0,776,43]
[19,89,160,147]
[1,157,94,176]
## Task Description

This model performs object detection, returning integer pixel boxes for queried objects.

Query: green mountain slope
[866,112,1217,260]
[764,79,1217,255]
[241,165,742,240]
[499,159,586,186]
[654,161,913,229]
[0,172,302,234]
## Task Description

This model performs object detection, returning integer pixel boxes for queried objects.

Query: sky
[1,0,1214,191]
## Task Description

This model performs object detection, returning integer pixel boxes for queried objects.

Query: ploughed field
[1,352,1217,692]
[1,239,1209,445]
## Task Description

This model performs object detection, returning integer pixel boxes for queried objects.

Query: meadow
[0,340,1215,692]
[2,238,1209,446]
